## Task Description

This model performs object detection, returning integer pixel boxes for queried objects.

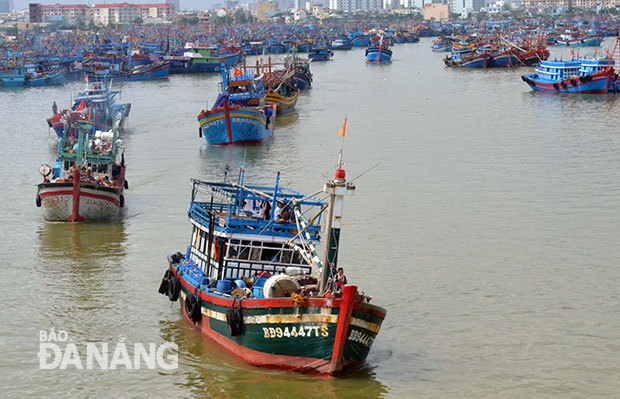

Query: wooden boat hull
[89,61,169,82]
[168,53,238,74]
[266,91,299,114]
[521,70,614,94]
[198,105,276,145]
[293,72,312,90]
[168,261,386,376]
[26,70,65,87]
[37,182,122,222]
[366,48,393,62]
[554,36,602,47]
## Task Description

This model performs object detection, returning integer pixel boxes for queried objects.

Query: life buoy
[158,269,171,295]
[185,294,202,322]
[167,276,181,301]
[36,195,41,207]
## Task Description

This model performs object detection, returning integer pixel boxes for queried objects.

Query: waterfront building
[28,2,175,25]
[423,3,449,19]
[328,0,382,12]
[521,0,619,8]
[256,1,279,21]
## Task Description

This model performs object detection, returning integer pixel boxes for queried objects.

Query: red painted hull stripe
[40,190,120,206]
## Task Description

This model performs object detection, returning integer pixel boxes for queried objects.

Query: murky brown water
[1,39,620,398]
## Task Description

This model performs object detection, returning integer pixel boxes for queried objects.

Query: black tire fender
[158,269,171,295]
[226,307,244,336]
[185,294,202,322]
[124,179,129,190]
[167,276,180,302]
[36,195,42,207]
[119,195,124,208]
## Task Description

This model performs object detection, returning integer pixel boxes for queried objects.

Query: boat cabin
[51,121,123,187]
[186,177,326,281]
[536,60,581,81]
[580,58,614,75]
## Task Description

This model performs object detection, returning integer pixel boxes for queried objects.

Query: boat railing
[189,179,325,240]
[189,201,321,240]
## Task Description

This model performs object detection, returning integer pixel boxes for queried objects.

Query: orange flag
[339,117,347,137]
[76,99,86,111]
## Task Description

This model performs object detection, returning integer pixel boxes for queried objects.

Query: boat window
[238,246,250,260]
[250,247,261,261]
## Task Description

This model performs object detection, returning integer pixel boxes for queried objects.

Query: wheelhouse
[186,175,326,281]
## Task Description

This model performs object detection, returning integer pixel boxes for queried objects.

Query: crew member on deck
[52,101,58,115]
[334,267,347,293]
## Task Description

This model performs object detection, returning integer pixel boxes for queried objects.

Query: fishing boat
[166,43,239,74]
[158,154,386,376]
[36,120,128,222]
[308,45,333,61]
[197,66,276,145]
[87,58,169,82]
[47,77,130,139]
[366,38,392,63]
[517,48,550,66]
[521,58,615,94]
[554,33,602,47]
[264,67,299,114]
[292,59,312,90]
[0,64,64,88]
[330,38,353,51]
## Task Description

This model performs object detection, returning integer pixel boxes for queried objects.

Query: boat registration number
[262,326,328,339]
[348,329,375,348]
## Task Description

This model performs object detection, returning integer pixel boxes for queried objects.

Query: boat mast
[320,151,355,295]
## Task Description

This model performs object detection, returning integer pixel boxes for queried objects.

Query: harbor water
[1,39,619,397]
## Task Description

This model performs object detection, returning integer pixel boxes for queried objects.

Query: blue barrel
[252,277,268,299]
[216,280,232,294]
[201,277,210,286]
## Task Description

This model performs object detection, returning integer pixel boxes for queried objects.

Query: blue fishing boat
[554,33,602,47]
[47,77,130,138]
[0,64,64,87]
[330,38,353,50]
[197,67,276,145]
[349,33,371,47]
[0,65,26,87]
[308,45,333,61]
[521,58,615,94]
[265,42,288,54]
[365,39,392,63]
[88,60,169,81]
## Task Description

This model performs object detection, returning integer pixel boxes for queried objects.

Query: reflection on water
[158,319,389,399]
[35,222,128,337]
[37,221,127,261]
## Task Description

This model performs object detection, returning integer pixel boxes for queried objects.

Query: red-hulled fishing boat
[159,148,386,376]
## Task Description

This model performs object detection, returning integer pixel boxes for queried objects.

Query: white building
[293,8,307,19]
[328,0,382,12]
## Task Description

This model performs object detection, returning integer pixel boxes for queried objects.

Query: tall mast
[319,151,355,295]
